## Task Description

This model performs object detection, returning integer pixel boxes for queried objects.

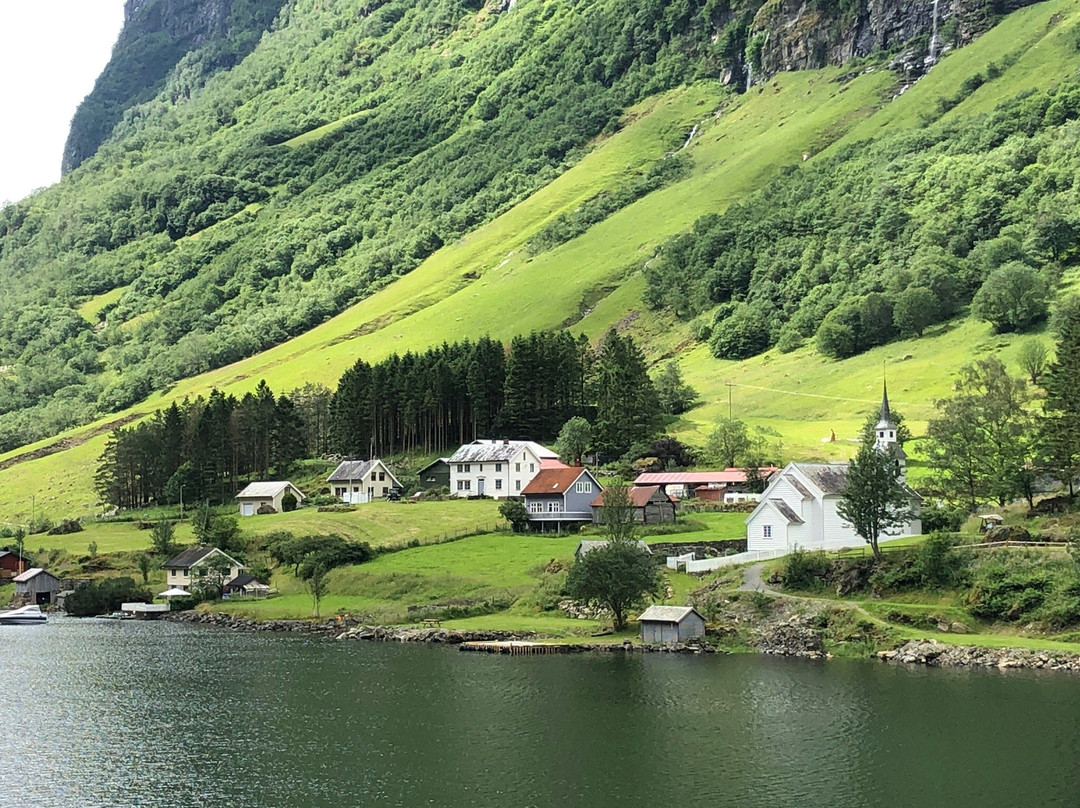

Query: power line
[726,382,935,412]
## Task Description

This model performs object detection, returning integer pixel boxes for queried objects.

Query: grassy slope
[25,499,504,556]
[3,0,1080,521]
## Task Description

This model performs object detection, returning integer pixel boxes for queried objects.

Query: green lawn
[27,499,504,556]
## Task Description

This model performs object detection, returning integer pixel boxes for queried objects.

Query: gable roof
[634,468,779,486]
[767,498,804,524]
[416,458,450,475]
[235,481,305,500]
[522,467,596,496]
[13,567,59,584]
[0,549,30,562]
[448,439,558,463]
[590,485,673,508]
[225,573,259,589]
[638,605,704,624]
[164,546,243,571]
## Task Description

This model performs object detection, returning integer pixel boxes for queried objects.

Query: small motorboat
[0,604,47,624]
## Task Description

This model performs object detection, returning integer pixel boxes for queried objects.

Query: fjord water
[2,620,1079,807]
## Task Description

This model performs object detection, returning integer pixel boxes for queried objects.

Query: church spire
[880,379,892,425]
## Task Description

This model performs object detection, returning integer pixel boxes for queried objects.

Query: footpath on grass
[735,560,1080,673]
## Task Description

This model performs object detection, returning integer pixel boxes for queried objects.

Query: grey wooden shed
[638,605,706,644]
[13,568,62,605]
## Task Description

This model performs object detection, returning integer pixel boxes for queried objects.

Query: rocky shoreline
[879,640,1080,672]
[167,611,1080,671]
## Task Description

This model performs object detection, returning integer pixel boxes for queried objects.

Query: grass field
[3,0,1080,521]
[19,499,504,556]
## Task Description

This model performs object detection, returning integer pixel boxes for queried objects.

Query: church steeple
[873,379,906,479]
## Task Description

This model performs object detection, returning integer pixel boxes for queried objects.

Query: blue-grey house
[522,467,603,532]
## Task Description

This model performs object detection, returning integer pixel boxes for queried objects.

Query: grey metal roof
[235,481,303,499]
[448,440,557,463]
[327,460,400,485]
[638,605,704,624]
[417,458,450,474]
[769,498,804,524]
[328,460,375,481]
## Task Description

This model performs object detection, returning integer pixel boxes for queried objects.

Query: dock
[459,640,592,655]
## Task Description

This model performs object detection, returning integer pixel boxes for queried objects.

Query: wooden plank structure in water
[459,640,590,655]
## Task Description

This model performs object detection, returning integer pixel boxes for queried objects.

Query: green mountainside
[1,0,1080,521]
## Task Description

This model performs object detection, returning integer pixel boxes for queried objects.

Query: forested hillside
[1,0,1079,520]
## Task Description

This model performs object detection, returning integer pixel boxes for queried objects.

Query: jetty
[459,640,592,655]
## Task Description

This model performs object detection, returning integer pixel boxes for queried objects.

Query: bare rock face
[747,0,1042,86]
[62,0,282,173]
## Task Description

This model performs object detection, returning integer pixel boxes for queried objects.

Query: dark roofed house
[590,485,676,525]
[164,547,244,591]
[522,467,602,532]
[328,459,401,503]
[417,458,451,490]
[0,549,31,580]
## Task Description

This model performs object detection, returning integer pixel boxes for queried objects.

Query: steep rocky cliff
[748,0,1044,84]
[62,0,283,173]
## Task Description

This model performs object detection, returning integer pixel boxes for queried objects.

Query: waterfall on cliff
[928,0,941,64]
[745,62,753,91]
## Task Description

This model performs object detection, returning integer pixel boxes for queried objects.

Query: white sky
[0,1,127,205]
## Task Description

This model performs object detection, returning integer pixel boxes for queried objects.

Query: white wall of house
[331,461,398,504]
[450,446,544,499]
[166,552,244,588]
[746,463,920,553]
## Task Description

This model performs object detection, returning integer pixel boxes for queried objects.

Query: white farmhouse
[447,439,561,498]
[746,388,921,553]
[327,459,402,503]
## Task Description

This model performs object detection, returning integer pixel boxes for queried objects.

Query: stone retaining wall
[879,640,1080,672]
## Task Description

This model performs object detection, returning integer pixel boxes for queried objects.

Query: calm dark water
[2,618,1080,807]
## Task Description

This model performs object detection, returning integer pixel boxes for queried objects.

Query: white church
[745,386,922,553]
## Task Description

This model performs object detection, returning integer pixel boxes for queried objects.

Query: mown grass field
[20,499,504,556]
[2,0,1079,521]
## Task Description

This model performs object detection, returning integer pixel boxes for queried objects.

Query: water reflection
[3,619,1080,807]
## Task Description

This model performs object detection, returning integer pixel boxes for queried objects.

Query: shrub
[921,502,967,533]
[967,561,1050,621]
[281,491,298,512]
[499,499,530,533]
[709,302,772,360]
[781,546,831,591]
[64,577,151,617]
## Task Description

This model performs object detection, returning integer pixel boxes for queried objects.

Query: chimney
[503,437,509,445]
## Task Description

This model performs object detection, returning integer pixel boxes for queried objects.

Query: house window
[426,476,435,483]
[457,481,464,491]
[515,462,521,472]
[171,570,176,578]
[457,464,464,473]
[495,479,502,490]
[464,464,471,473]
[763,525,773,539]
[575,481,592,494]
[478,464,483,473]
[464,480,471,490]
[529,463,535,472]
[547,502,563,513]
[515,480,522,491]
[382,487,388,496]
[495,463,502,472]
[379,472,385,481]
[529,501,543,513]
[371,473,377,481]
[352,487,359,493]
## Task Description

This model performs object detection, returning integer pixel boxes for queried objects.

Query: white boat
[0,604,47,624]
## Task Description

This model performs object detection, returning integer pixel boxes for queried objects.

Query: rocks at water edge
[880,640,1080,672]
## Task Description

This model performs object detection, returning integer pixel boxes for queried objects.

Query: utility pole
[179,484,184,521]
[725,381,736,421]
[30,495,35,531]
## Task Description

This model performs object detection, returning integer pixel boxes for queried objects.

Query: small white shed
[638,605,706,645]
[235,481,305,516]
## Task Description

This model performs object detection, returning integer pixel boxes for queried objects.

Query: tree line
[96,329,668,508]
[330,329,662,459]
[924,296,1080,511]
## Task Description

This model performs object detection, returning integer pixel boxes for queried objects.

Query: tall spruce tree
[592,330,661,459]
[1039,296,1080,496]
